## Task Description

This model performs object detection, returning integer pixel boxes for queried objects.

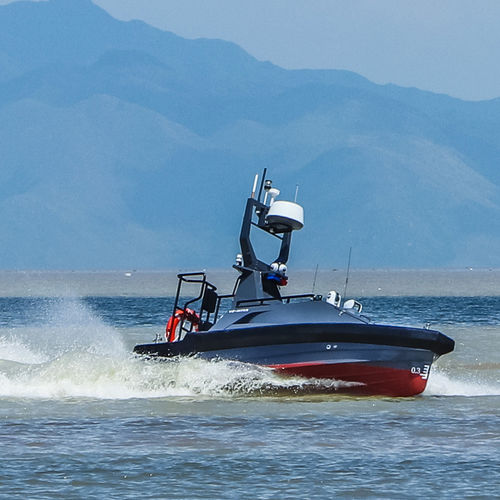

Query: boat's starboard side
[133,322,453,396]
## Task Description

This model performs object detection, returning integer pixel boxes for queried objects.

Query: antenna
[251,174,259,199]
[312,263,319,294]
[294,184,299,202]
[250,174,259,198]
[342,247,352,300]
[257,167,267,202]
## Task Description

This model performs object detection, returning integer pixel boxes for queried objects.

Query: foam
[0,298,351,399]
[424,368,500,397]
[0,348,352,400]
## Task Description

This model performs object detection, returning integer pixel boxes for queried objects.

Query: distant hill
[1,0,499,269]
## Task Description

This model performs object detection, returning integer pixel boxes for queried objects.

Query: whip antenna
[312,263,319,294]
[343,247,352,300]
[257,167,267,202]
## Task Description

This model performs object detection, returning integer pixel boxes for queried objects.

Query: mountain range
[1,0,499,269]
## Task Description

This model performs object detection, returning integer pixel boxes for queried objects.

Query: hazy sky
[3,0,500,101]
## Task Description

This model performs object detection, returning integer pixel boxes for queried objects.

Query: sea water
[0,271,498,499]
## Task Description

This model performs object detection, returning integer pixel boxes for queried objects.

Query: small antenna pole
[294,184,299,203]
[343,247,352,300]
[257,167,267,202]
[312,264,319,294]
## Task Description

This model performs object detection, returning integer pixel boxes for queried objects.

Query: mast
[233,172,304,304]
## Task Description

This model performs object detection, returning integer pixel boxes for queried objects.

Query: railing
[171,272,216,339]
[235,293,318,307]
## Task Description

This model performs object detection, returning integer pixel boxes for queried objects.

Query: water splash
[425,367,500,397]
[0,348,352,400]
[0,335,47,364]
[0,298,352,400]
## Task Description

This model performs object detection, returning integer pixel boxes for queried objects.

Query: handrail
[214,293,236,320]
[235,293,316,307]
[177,272,208,278]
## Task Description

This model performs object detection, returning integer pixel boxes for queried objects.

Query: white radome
[266,200,304,232]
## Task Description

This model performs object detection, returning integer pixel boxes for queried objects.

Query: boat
[134,171,454,396]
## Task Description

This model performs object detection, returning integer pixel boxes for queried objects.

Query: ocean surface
[0,270,499,499]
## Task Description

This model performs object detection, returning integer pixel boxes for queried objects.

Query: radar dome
[266,201,304,233]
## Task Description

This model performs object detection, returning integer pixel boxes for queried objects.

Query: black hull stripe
[134,322,454,357]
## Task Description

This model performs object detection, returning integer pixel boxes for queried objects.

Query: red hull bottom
[269,362,429,397]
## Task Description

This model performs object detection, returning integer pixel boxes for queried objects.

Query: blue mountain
[0,0,499,269]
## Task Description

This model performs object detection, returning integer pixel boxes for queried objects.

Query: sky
[2,0,500,101]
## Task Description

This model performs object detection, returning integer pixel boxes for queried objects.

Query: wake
[0,343,348,400]
[0,299,347,399]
